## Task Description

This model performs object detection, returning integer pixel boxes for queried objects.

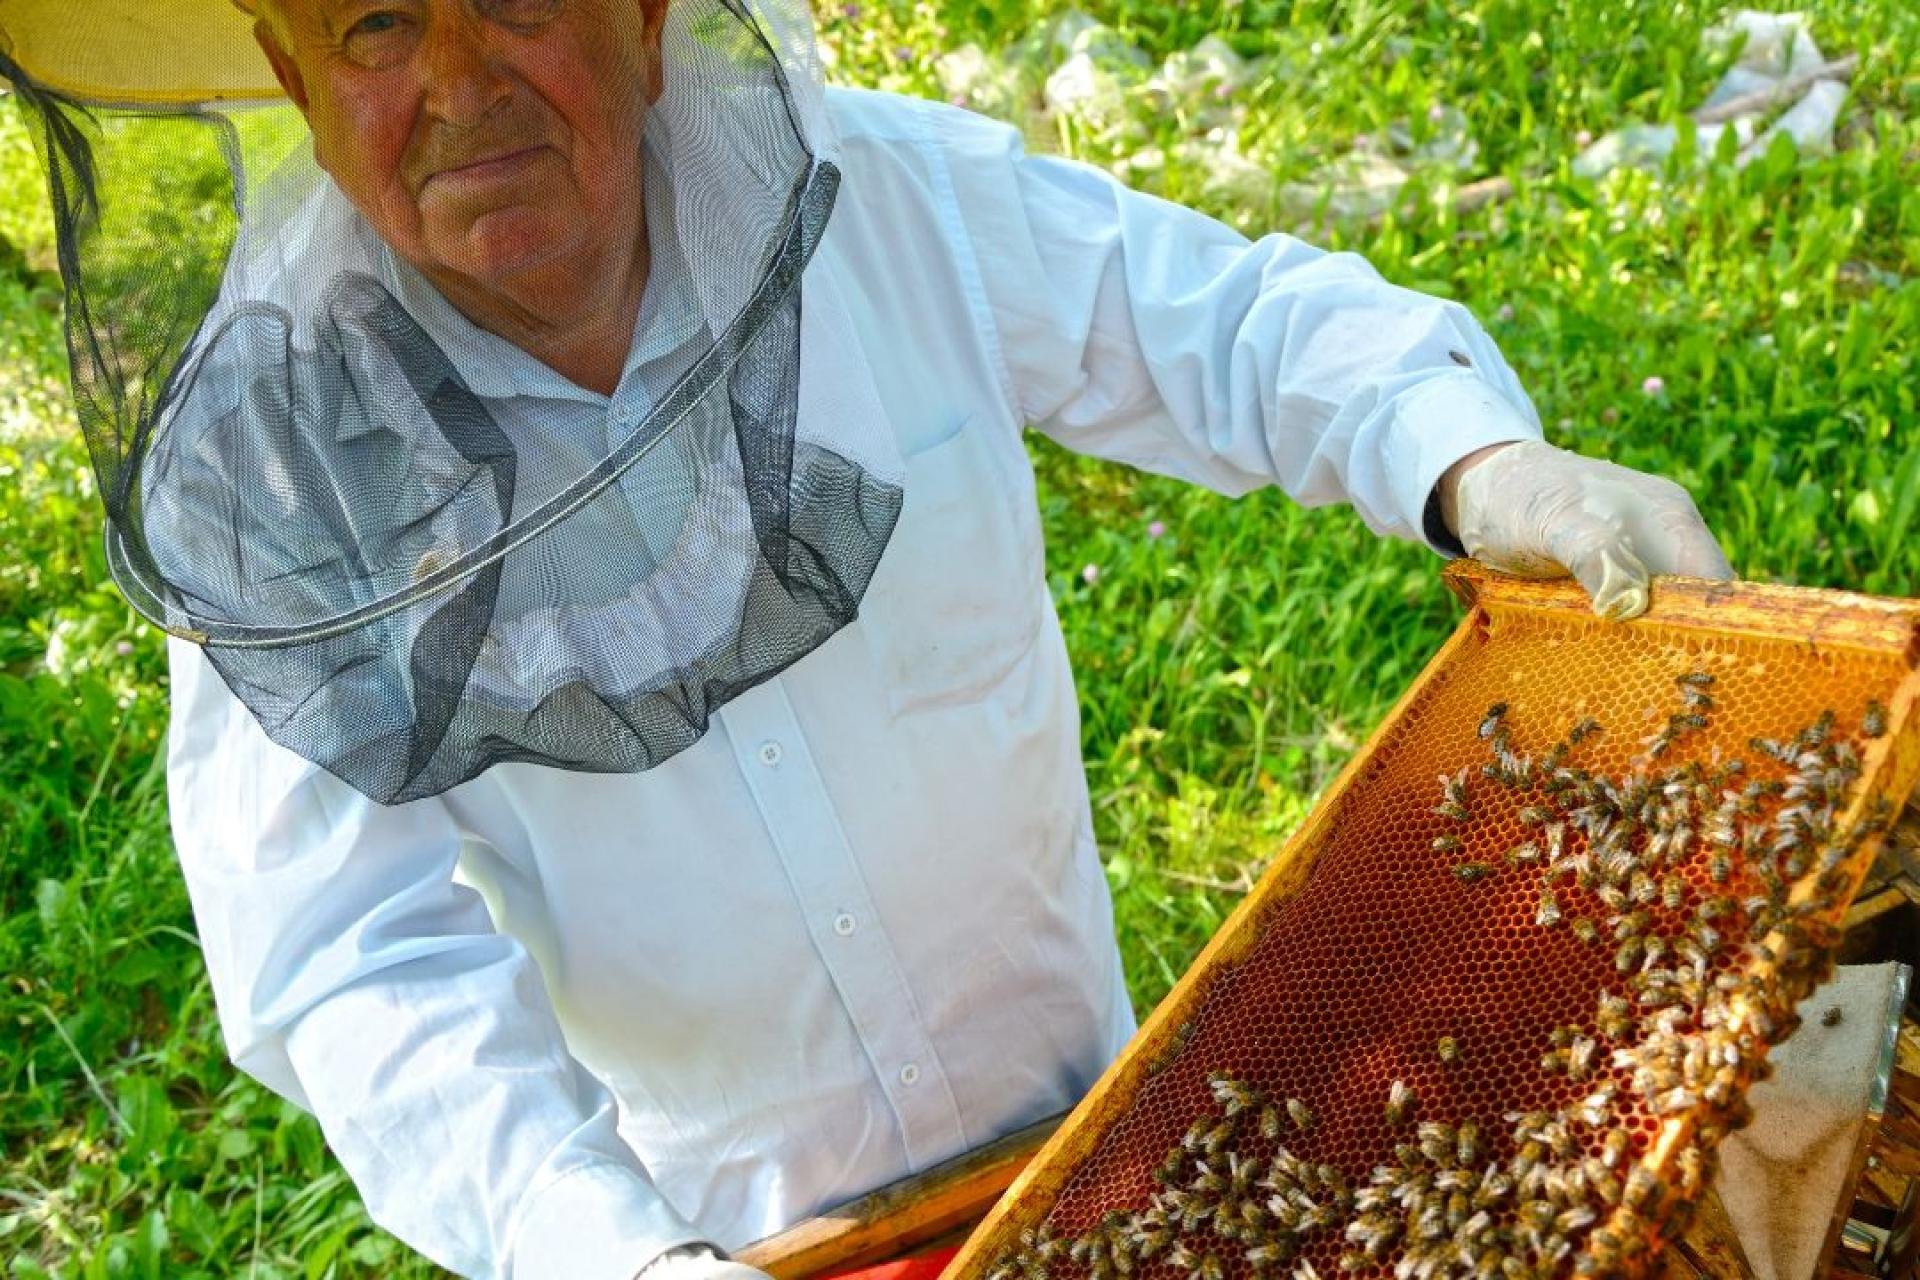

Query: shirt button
[833,912,857,937]
[899,1063,921,1086]
[758,741,783,767]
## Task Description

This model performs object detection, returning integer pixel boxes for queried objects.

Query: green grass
[2,1,1917,1274]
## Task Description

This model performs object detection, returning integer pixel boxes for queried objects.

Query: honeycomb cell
[956,571,1920,1280]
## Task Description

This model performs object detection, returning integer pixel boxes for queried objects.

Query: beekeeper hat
[1,0,908,805]
[0,0,281,104]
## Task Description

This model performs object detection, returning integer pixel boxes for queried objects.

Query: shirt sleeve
[164,638,711,1280]
[919,100,1545,552]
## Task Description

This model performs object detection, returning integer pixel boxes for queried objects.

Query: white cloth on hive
[1715,962,1910,1280]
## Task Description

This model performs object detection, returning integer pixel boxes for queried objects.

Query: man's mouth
[427,146,549,187]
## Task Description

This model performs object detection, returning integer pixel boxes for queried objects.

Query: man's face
[256,0,665,290]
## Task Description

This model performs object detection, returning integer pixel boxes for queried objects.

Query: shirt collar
[373,134,704,409]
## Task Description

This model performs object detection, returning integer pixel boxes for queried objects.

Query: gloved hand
[637,1244,776,1280]
[1439,440,1734,621]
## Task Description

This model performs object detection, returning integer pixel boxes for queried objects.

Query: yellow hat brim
[1,0,284,106]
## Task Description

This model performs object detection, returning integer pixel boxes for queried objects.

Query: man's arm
[165,638,711,1280]
[913,97,1728,609]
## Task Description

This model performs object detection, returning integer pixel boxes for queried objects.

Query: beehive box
[942,564,1920,1280]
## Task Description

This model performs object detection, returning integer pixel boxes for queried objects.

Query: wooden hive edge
[1444,563,1920,660]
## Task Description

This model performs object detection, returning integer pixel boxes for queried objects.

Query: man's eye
[343,10,417,67]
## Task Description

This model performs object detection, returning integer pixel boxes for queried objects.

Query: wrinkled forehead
[251,0,631,25]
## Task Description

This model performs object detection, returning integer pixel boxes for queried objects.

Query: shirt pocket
[860,412,1045,715]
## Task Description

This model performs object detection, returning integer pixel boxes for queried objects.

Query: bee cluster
[982,673,1896,1280]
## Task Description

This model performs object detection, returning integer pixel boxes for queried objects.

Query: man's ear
[254,18,312,114]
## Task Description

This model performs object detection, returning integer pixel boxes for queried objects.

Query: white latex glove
[1439,440,1734,621]
[636,1244,776,1280]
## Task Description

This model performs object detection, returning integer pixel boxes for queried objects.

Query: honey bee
[1413,1128,1451,1166]
[1679,671,1715,689]
[1182,1119,1211,1153]
[1577,1082,1619,1127]
[1673,934,1710,971]
[1863,700,1888,738]
[1682,687,1715,711]
[1613,909,1652,941]
[1567,1036,1599,1081]
[1505,842,1542,867]
[1535,888,1563,928]
[1571,916,1600,946]
[1346,1213,1401,1261]
[1455,1120,1480,1165]
[1630,870,1659,905]
[1259,1104,1284,1142]
[1800,709,1836,750]
[1286,1098,1315,1133]
[1480,704,1509,740]
[1454,862,1495,883]
[1555,1206,1598,1234]
[1662,874,1686,910]
[1437,1035,1461,1065]
[1519,805,1552,827]
[1822,1006,1844,1028]
[1517,1198,1555,1233]
[1385,1079,1415,1127]
[1434,834,1463,853]
[1243,1244,1288,1273]
[1570,716,1604,744]
[1614,935,1646,973]
[1208,1071,1258,1116]
[1710,849,1733,884]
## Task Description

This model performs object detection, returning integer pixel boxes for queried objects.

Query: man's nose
[419,13,511,127]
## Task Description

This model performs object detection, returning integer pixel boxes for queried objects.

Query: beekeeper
[0,1,1732,1278]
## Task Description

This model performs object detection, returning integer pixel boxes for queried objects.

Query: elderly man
[2,1,1732,1279]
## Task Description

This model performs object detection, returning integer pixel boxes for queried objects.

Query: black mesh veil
[2,0,906,804]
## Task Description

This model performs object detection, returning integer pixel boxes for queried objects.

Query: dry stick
[1694,54,1859,124]
[1344,54,1863,231]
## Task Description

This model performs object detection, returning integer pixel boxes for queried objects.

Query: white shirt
[164,87,1544,1280]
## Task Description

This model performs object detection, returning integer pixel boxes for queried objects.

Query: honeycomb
[945,565,1920,1280]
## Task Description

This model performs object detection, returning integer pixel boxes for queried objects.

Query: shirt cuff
[1383,369,1544,557]
[508,1163,710,1280]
